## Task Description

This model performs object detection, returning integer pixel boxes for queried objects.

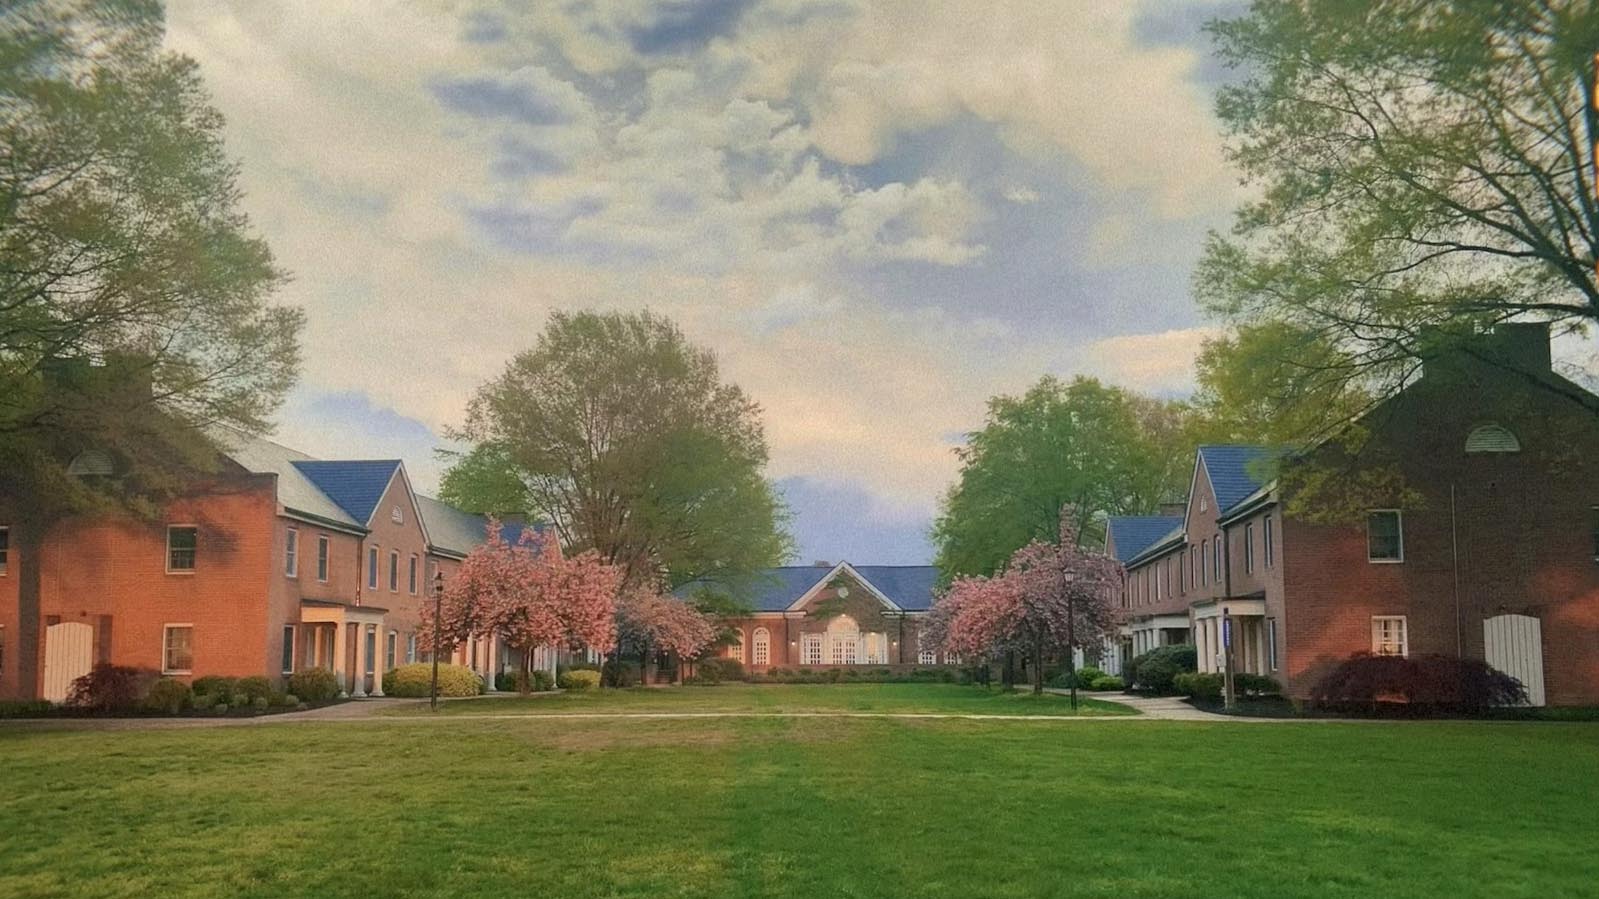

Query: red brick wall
[716,572,932,669]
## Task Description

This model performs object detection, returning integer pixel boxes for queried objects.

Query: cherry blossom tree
[614,588,718,685]
[421,521,620,693]
[928,507,1121,700]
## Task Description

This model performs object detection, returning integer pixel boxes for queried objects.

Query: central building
[682,563,948,670]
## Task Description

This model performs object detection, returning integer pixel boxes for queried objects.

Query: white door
[1484,614,1545,707]
[42,621,94,703]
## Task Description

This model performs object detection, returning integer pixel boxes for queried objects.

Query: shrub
[66,664,159,713]
[228,692,250,708]
[190,675,238,700]
[251,696,271,710]
[1235,673,1282,696]
[0,700,56,718]
[1126,645,1198,694]
[143,678,194,715]
[1312,653,1525,714]
[558,669,601,691]
[383,663,484,698]
[532,669,555,692]
[1088,675,1125,691]
[1073,666,1107,688]
[234,676,275,704]
[495,671,518,692]
[287,668,341,702]
[699,657,746,683]
[602,661,638,688]
[1173,671,1224,701]
[280,693,300,708]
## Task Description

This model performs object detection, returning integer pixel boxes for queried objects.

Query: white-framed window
[1266,617,1279,670]
[918,648,937,665]
[1371,616,1408,657]
[317,535,330,582]
[1244,522,1255,573]
[281,625,295,675]
[408,555,419,594]
[367,545,379,589]
[406,634,418,664]
[1367,510,1404,562]
[163,624,194,674]
[728,629,746,663]
[389,550,399,592]
[1213,536,1222,581]
[0,525,8,575]
[284,527,299,577]
[801,633,823,665]
[1200,540,1209,585]
[386,631,398,671]
[862,633,887,664]
[831,637,856,665]
[1264,516,1275,568]
[752,627,770,666]
[167,526,197,573]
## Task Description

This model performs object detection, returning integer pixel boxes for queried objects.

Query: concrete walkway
[1055,690,1233,721]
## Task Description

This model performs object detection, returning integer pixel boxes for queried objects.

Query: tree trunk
[1032,633,1044,695]
[1003,650,1015,690]
[639,647,651,685]
[16,523,43,699]
[519,649,533,694]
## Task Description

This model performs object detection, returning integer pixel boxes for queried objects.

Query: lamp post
[430,571,444,712]
[1064,571,1078,710]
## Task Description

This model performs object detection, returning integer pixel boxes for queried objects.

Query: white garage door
[1483,614,1545,707]
[42,621,94,703]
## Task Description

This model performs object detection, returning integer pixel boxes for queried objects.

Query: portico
[1191,598,1267,676]
[300,599,388,697]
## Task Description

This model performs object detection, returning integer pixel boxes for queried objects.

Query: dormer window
[1465,424,1520,453]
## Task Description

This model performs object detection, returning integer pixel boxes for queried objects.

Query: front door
[42,621,94,702]
[1484,614,1545,706]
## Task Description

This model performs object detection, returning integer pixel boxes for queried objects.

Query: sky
[164,0,1251,566]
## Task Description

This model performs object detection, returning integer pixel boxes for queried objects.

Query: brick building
[1106,324,1599,706]
[0,431,547,702]
[686,562,948,670]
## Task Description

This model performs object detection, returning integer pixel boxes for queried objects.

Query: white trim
[1266,617,1279,670]
[316,534,330,582]
[388,549,400,592]
[284,526,299,578]
[162,623,195,675]
[1192,600,1265,619]
[1367,509,1405,563]
[371,463,435,550]
[1371,615,1408,657]
[752,627,770,666]
[784,562,904,612]
[166,524,198,574]
[281,624,296,675]
[367,544,380,590]
[408,553,419,595]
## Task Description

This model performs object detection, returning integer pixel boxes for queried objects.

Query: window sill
[166,570,197,576]
[1367,558,1405,565]
[163,669,193,676]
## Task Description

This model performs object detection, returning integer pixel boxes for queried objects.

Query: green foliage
[1173,672,1224,702]
[558,669,601,692]
[250,696,270,711]
[1073,666,1106,689]
[0,700,55,718]
[190,676,237,701]
[1197,1,1599,434]
[142,678,193,715]
[384,663,484,698]
[445,310,792,589]
[234,676,275,704]
[1126,645,1198,695]
[287,668,341,703]
[279,694,300,708]
[694,657,746,684]
[1087,675,1124,691]
[754,667,959,684]
[531,670,555,692]
[1312,653,1526,713]
[933,376,1202,579]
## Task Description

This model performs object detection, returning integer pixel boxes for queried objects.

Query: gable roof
[291,460,403,526]
[1197,445,1276,514]
[415,495,549,558]
[679,564,939,613]
[217,432,362,530]
[1106,516,1184,562]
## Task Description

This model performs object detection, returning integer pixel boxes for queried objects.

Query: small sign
[1223,618,1232,648]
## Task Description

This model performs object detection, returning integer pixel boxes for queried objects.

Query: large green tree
[1,1,302,694]
[1198,1,1599,432]
[441,310,791,589]
[933,376,1199,580]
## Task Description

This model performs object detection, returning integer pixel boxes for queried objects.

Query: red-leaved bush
[1311,653,1526,713]
[66,663,160,712]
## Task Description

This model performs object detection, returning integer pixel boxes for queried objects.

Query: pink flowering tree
[614,588,718,685]
[928,507,1121,700]
[421,521,621,693]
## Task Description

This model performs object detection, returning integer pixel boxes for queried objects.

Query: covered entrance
[299,599,387,697]
[1193,599,1268,675]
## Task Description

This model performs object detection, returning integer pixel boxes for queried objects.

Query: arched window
[751,627,770,666]
[826,615,859,665]
[728,629,745,663]
[1465,424,1520,453]
[67,449,114,476]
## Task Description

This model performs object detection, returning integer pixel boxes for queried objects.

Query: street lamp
[1063,571,1078,710]
[430,570,444,712]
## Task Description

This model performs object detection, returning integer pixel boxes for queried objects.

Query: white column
[332,621,349,696]
[370,625,385,696]
[1197,620,1210,673]
[485,637,498,692]
[350,623,368,697]
[1255,620,1267,675]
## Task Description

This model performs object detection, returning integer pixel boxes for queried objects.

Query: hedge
[287,668,341,702]
[558,669,600,691]
[1126,645,1198,694]
[142,678,194,715]
[1311,653,1525,713]
[384,663,484,698]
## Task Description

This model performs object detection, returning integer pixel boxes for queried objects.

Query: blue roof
[290,460,402,525]
[1106,516,1183,562]
[678,564,939,613]
[1197,445,1275,513]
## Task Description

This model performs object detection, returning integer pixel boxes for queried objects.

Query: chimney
[812,560,832,567]
[1158,502,1186,517]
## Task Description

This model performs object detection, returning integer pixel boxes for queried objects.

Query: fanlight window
[1465,424,1520,454]
[67,449,115,476]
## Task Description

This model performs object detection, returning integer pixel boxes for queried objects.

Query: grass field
[387,682,1133,716]
[2,684,1595,898]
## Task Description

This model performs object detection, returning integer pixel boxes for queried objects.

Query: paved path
[1055,690,1234,721]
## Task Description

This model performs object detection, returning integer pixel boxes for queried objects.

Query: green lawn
[2,687,1595,898]
[389,682,1132,716]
